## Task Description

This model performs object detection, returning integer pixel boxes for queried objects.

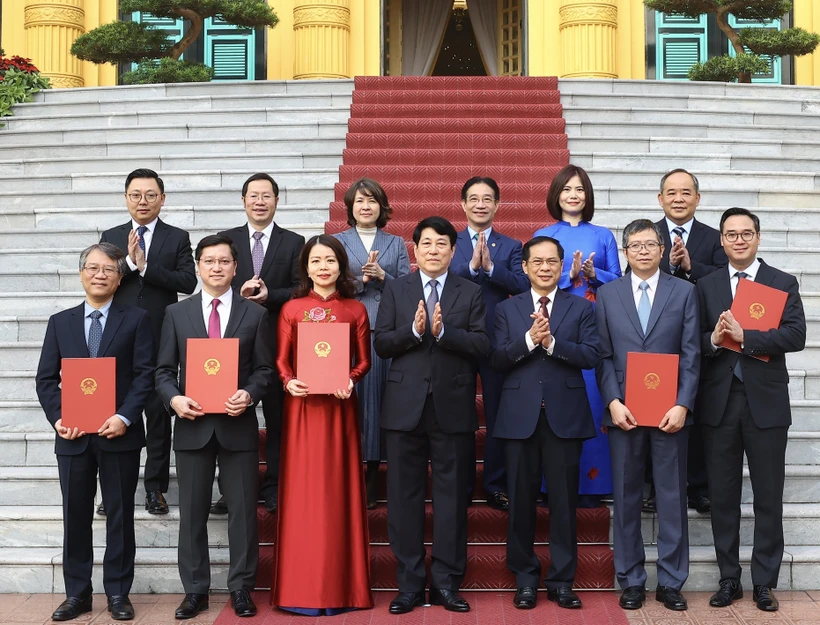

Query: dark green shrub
[121,58,214,84]
[688,54,771,82]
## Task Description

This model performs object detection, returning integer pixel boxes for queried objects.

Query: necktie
[638,281,651,334]
[88,310,103,358]
[732,272,749,381]
[208,299,221,339]
[539,296,550,320]
[472,233,479,248]
[251,231,264,277]
[670,226,685,272]
[137,226,147,285]
[426,279,439,326]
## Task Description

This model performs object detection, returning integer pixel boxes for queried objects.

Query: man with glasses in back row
[100,169,197,516]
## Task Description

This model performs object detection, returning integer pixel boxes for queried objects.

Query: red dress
[272,291,373,613]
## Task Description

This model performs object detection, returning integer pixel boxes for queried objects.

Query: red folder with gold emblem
[297,322,350,395]
[720,278,787,363]
[185,338,239,413]
[625,352,679,427]
[61,357,116,431]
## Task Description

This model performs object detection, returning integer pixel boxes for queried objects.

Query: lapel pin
[491,242,496,247]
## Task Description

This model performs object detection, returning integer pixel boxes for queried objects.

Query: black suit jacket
[218,224,305,320]
[695,260,806,429]
[35,303,155,455]
[491,289,600,440]
[155,292,275,452]
[374,271,490,434]
[100,219,197,345]
[657,217,727,283]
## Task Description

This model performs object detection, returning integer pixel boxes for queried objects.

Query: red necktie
[208,299,221,339]
[539,296,550,320]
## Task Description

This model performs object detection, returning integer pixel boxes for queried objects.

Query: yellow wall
[794,0,820,86]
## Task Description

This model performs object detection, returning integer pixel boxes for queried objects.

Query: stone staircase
[1,77,820,593]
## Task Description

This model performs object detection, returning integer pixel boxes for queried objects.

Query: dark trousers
[610,425,689,590]
[57,437,140,598]
[385,396,473,592]
[469,361,506,496]
[142,391,171,493]
[644,422,709,500]
[505,410,582,589]
[702,377,788,587]
[176,434,259,593]
[260,385,284,499]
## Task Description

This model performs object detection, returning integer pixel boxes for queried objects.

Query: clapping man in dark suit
[100,168,197,516]
[492,236,600,610]
[375,216,490,615]
[36,243,155,621]
[596,219,700,612]
[451,176,530,511]
[155,235,275,619]
[696,208,805,612]
[218,173,304,514]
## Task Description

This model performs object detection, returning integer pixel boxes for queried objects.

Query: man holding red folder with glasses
[35,243,155,621]
[595,219,700,612]
[695,208,806,612]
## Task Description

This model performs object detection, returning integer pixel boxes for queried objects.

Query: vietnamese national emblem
[749,302,765,320]
[644,372,661,390]
[204,358,221,375]
[315,341,331,358]
[80,377,97,395]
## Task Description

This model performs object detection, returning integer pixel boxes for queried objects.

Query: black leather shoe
[688,495,711,514]
[97,501,106,515]
[655,585,687,611]
[709,578,743,607]
[51,596,92,621]
[145,490,169,515]
[264,493,278,513]
[209,496,227,515]
[487,491,509,511]
[175,593,209,619]
[513,587,537,609]
[108,595,134,620]
[753,585,779,611]
[231,589,257,617]
[430,588,470,612]
[619,585,645,610]
[388,591,425,614]
[547,586,582,609]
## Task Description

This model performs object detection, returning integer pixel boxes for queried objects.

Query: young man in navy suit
[36,243,155,621]
[450,176,530,511]
[492,236,600,610]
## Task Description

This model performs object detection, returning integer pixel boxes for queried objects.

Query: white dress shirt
[127,217,158,275]
[729,259,760,298]
[84,299,129,426]
[631,269,661,309]
[247,221,275,257]
[467,225,494,277]
[201,289,234,338]
[524,287,557,354]
[412,270,447,339]
[665,217,693,246]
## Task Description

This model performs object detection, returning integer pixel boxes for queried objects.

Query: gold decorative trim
[44,73,85,88]
[293,6,351,29]
[24,4,85,29]
[559,3,618,28]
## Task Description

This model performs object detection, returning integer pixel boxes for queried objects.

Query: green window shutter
[130,11,185,69]
[204,17,256,81]
[727,16,782,84]
[655,12,707,80]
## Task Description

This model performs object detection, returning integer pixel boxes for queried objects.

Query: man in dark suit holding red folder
[36,243,155,621]
[155,234,274,619]
[375,216,490,615]
[695,208,806,612]
[595,219,700,612]
[492,236,600,610]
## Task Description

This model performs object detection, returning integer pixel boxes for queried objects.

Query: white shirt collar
[530,287,558,310]
[84,299,113,318]
[419,270,448,290]
[467,225,492,242]
[248,221,275,240]
[665,217,693,237]
[201,289,233,311]
[131,217,158,232]
[631,268,661,293]
[728,258,760,281]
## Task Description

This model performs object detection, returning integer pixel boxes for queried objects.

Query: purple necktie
[208,299,221,339]
[251,231,264,276]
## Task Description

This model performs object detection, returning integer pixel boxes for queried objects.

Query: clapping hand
[669,237,691,272]
[569,250,583,280]
[127,229,146,271]
[362,251,384,283]
[431,302,443,338]
[240,275,268,304]
[721,310,744,343]
[581,251,596,281]
[414,299,426,336]
[528,310,550,346]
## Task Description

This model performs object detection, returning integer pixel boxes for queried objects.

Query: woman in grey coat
[333,178,411,508]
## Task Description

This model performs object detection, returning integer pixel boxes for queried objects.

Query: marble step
[28,79,355,105]
[565,119,820,143]
[593,205,820,231]
[582,169,818,192]
[592,186,820,208]
[573,151,820,174]
[569,135,820,159]
[13,91,353,117]
[561,92,820,114]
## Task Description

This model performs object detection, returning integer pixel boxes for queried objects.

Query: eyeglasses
[83,264,118,276]
[527,258,561,268]
[199,259,236,267]
[722,231,757,243]
[466,195,496,205]
[245,193,276,202]
[626,241,661,252]
[126,192,160,202]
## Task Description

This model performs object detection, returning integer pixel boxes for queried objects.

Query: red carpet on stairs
[243,75,614,593]
[213,591,630,624]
